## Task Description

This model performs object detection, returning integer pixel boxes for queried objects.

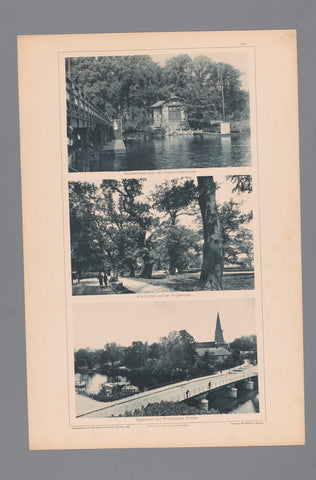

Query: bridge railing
[185,366,258,400]
[66,76,110,127]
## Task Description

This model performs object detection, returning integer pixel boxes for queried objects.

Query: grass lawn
[72,278,132,296]
[129,270,254,291]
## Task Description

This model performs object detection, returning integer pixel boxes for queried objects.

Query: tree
[125,341,148,369]
[147,342,161,360]
[234,228,254,268]
[70,175,252,287]
[184,85,218,129]
[102,343,124,366]
[227,175,252,194]
[151,178,197,225]
[218,199,253,267]
[162,225,201,274]
[69,182,106,273]
[230,335,257,352]
[159,330,197,374]
[70,56,166,130]
[230,335,257,365]
[74,349,94,370]
[151,178,200,273]
[69,54,250,133]
[100,179,157,278]
[196,176,223,290]
[183,56,219,128]
[163,54,192,97]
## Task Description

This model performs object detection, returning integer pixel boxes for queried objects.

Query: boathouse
[150,95,187,129]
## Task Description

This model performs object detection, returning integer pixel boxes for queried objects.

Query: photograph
[69,174,255,295]
[17,29,305,450]
[66,51,252,172]
[74,299,259,419]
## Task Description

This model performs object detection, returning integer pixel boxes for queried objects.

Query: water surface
[94,134,251,172]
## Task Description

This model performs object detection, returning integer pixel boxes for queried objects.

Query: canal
[207,387,259,414]
[94,133,251,171]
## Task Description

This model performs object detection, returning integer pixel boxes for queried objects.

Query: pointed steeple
[214,312,225,344]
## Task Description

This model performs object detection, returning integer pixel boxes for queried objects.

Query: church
[195,312,231,365]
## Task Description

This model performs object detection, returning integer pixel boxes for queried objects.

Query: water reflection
[206,387,259,414]
[93,133,251,172]
[75,373,128,395]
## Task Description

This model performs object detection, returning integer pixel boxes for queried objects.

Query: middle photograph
[69,174,254,296]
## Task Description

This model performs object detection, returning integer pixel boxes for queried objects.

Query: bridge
[76,364,258,418]
[66,76,125,172]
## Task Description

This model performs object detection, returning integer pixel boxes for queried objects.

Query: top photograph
[65,51,252,172]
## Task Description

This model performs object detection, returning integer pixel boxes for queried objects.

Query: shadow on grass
[131,271,254,292]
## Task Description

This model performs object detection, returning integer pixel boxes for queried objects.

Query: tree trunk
[140,260,153,279]
[126,261,135,278]
[169,260,176,275]
[197,176,223,290]
[139,232,153,279]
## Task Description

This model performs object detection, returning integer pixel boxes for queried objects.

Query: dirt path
[118,276,172,294]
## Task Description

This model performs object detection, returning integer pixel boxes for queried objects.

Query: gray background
[0,1,314,478]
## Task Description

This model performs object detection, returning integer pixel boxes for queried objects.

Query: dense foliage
[68,55,249,131]
[230,335,257,364]
[69,176,253,283]
[119,401,220,417]
[74,332,257,388]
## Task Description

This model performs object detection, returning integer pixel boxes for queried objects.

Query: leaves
[68,54,249,131]
[70,176,253,279]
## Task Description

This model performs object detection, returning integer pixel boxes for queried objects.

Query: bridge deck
[76,364,257,418]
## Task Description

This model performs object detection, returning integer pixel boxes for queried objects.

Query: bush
[117,401,220,417]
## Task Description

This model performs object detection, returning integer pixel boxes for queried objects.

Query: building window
[168,105,182,122]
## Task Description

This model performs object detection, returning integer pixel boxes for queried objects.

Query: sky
[73,297,256,350]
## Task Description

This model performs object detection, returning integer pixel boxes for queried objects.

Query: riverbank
[124,120,250,140]
[76,365,258,418]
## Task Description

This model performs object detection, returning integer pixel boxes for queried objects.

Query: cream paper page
[17,30,304,449]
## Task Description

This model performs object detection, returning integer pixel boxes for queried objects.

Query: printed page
[17,30,304,449]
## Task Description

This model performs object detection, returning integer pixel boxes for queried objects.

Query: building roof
[150,95,183,108]
[150,100,166,108]
[196,346,231,357]
[195,341,216,349]
[215,312,225,344]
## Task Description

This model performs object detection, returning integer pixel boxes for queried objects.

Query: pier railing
[66,76,110,128]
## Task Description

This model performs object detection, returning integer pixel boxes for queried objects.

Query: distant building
[150,96,187,129]
[195,312,231,365]
[102,383,116,395]
[121,385,139,394]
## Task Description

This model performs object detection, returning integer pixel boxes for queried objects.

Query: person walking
[104,272,108,288]
[97,272,104,288]
[186,390,189,398]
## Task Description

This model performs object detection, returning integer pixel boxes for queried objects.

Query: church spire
[214,312,225,344]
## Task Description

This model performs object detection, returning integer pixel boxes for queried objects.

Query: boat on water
[75,380,86,389]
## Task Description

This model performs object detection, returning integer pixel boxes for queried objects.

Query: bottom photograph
[73,298,259,419]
